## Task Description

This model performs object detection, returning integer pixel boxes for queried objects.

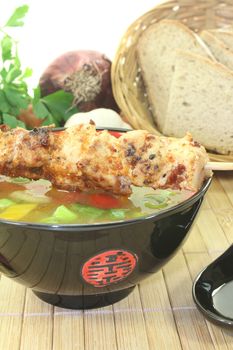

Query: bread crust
[137,19,213,132]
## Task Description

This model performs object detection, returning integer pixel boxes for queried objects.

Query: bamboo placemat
[0,172,233,350]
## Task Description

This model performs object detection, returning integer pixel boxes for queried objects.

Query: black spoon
[193,245,233,327]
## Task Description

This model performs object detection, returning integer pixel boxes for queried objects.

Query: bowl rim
[0,127,213,231]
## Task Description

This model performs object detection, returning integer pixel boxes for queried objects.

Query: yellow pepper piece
[0,203,37,220]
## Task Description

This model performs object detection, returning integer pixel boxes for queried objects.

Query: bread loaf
[200,30,233,70]
[207,29,233,51]
[136,20,214,132]
[163,51,233,155]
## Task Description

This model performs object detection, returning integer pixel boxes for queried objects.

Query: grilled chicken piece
[120,130,211,192]
[0,126,50,179]
[45,124,131,194]
[0,123,211,195]
[0,124,131,195]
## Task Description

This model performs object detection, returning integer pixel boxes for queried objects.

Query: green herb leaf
[5,87,29,109]
[0,6,76,130]
[0,68,8,80]
[5,66,22,83]
[8,105,20,117]
[0,5,34,129]
[33,88,63,126]
[0,90,11,113]
[42,112,59,127]
[41,90,78,123]
[14,51,21,68]
[5,5,29,27]
[21,67,33,79]
[33,100,49,119]
[1,35,12,61]
[11,81,28,93]
[2,113,25,128]
[33,86,41,105]
[63,105,79,122]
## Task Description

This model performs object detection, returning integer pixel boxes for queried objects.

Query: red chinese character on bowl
[81,250,138,287]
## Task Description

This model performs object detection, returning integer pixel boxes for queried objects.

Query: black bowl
[0,175,211,309]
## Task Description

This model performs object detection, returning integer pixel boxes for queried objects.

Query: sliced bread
[136,20,214,132]
[207,29,233,51]
[163,51,233,155]
[200,30,233,70]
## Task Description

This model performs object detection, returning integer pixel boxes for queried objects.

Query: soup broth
[0,176,194,224]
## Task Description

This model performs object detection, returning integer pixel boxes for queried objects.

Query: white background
[1,0,163,89]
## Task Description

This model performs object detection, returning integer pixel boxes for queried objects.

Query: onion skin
[39,50,119,112]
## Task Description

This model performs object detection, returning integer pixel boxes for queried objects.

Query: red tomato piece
[107,131,122,138]
[97,130,122,138]
[89,193,121,209]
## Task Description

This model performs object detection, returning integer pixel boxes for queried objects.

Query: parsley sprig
[0,5,77,129]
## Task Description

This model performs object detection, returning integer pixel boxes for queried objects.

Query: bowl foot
[33,286,135,310]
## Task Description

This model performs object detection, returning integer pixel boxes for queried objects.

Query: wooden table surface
[0,172,233,350]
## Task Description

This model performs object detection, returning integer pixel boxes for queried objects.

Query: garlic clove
[65,108,132,129]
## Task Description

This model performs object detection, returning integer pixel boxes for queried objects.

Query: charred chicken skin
[0,123,211,195]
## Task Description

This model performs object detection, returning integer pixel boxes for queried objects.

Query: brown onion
[39,50,119,112]
[18,104,44,128]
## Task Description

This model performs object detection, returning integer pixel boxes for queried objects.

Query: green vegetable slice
[144,202,168,209]
[0,198,15,209]
[40,217,59,224]
[71,203,105,219]
[109,209,126,220]
[8,176,31,184]
[144,190,173,202]
[53,205,77,222]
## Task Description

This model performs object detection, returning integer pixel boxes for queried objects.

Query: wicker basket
[111,0,233,162]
